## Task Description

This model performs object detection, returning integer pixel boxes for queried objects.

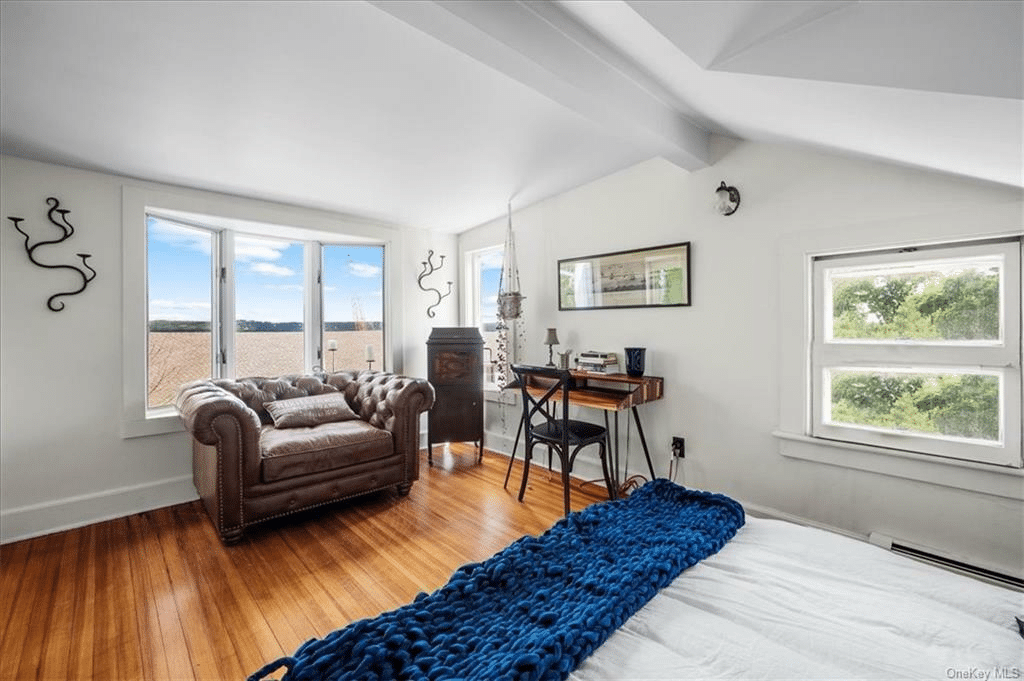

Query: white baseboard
[0,474,198,544]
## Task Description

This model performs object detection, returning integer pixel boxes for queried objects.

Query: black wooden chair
[509,364,615,515]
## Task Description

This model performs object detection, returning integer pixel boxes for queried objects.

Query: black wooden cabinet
[426,327,484,465]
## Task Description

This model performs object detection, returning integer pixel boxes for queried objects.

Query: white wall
[0,155,455,542]
[459,139,1024,577]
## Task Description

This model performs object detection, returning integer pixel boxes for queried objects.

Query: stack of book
[576,351,619,374]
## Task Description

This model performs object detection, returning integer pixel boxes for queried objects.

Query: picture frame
[558,241,690,310]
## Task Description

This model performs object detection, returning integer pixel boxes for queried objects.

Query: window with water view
[146,214,386,411]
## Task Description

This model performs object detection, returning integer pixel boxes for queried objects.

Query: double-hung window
[811,238,1022,467]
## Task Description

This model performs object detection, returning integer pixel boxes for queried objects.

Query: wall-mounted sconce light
[715,181,741,216]
[543,328,560,367]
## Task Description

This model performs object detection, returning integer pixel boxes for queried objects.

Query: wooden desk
[512,371,664,491]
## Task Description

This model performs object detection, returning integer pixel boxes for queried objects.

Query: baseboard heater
[869,533,1023,590]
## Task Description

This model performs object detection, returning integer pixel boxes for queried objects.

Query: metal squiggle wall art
[8,197,97,312]
[416,249,452,318]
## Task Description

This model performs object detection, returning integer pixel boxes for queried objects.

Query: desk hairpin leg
[605,410,624,495]
[631,406,657,481]
[604,411,616,496]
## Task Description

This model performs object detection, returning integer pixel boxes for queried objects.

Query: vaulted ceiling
[1,1,1020,233]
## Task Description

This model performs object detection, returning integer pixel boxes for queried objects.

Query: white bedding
[570,517,1023,680]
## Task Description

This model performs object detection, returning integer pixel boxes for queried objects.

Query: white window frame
[810,240,1021,467]
[143,216,224,411]
[318,242,388,374]
[464,244,504,390]
[774,205,1024,500]
[123,185,397,438]
[144,224,387,411]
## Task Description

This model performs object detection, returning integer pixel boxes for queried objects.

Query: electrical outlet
[671,436,685,458]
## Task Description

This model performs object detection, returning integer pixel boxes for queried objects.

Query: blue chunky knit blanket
[249,479,745,681]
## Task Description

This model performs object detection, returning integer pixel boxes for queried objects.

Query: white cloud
[349,262,381,278]
[147,218,212,256]
[251,262,295,277]
[149,299,211,310]
[149,299,211,321]
[264,284,304,291]
[235,236,289,262]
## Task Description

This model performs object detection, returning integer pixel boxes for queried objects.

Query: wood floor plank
[91,519,147,680]
[167,505,247,681]
[0,538,33,642]
[246,522,354,641]
[1,448,607,679]
[229,533,316,659]
[11,533,64,680]
[126,513,178,681]
[38,529,79,680]
[132,509,194,681]
[152,505,224,680]
[185,504,286,673]
[66,524,97,680]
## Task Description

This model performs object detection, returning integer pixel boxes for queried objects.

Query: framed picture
[558,241,690,310]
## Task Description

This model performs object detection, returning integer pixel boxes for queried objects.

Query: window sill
[122,410,185,439]
[774,430,1023,501]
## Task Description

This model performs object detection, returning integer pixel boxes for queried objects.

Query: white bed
[571,517,1023,680]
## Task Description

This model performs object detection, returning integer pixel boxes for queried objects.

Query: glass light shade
[715,181,740,215]
[715,190,733,214]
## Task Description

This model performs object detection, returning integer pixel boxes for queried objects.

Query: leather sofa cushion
[260,421,394,483]
[264,392,359,429]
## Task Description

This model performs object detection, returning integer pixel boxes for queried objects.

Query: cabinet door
[430,390,481,442]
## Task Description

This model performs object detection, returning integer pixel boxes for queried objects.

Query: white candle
[327,340,338,351]
[365,345,374,361]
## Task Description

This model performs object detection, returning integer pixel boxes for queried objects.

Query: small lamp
[543,328,560,367]
[715,181,741,216]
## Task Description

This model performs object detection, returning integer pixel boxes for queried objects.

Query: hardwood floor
[0,446,608,680]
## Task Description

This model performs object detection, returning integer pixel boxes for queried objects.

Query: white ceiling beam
[369,0,710,171]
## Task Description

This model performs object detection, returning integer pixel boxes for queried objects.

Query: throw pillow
[264,392,359,428]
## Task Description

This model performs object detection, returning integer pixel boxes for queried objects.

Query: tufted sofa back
[211,371,427,432]
[212,373,353,425]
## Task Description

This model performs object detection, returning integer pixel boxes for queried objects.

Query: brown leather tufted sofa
[176,371,434,544]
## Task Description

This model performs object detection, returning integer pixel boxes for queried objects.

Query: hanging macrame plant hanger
[494,201,524,388]
[497,201,523,321]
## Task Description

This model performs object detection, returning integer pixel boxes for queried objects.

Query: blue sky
[148,217,383,323]
[479,247,503,323]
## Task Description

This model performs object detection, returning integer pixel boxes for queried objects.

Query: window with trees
[811,239,1021,466]
[146,214,386,412]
